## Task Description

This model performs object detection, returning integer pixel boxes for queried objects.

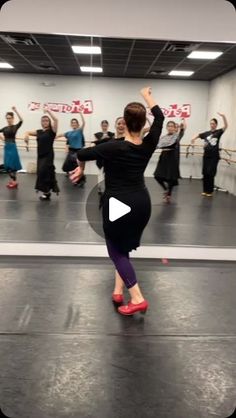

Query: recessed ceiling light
[0,62,14,69]
[72,46,101,54]
[187,51,223,59]
[169,70,194,77]
[80,66,103,73]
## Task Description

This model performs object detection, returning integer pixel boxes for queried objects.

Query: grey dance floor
[0,173,236,247]
[0,257,235,417]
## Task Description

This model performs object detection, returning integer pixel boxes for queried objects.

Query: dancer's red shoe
[112,294,124,304]
[118,300,148,316]
[163,193,171,204]
[7,181,18,189]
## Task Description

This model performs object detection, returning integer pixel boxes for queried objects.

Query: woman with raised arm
[191,113,228,197]
[24,109,60,201]
[57,113,86,186]
[154,118,186,203]
[70,87,164,316]
[0,106,23,189]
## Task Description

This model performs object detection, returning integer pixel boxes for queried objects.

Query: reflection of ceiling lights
[0,62,14,69]
[187,51,223,59]
[80,66,103,73]
[169,70,194,77]
[72,46,101,54]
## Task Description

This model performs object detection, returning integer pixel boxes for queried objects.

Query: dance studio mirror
[0,32,236,249]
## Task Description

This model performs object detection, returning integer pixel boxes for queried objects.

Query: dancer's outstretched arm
[79,111,85,130]
[217,112,228,131]
[44,109,58,133]
[12,106,23,122]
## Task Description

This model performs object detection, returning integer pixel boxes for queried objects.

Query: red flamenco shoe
[112,294,124,304]
[7,181,18,189]
[163,193,171,204]
[118,300,149,316]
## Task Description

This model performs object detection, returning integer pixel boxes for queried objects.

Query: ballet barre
[0,137,92,150]
[152,144,236,166]
[0,138,236,165]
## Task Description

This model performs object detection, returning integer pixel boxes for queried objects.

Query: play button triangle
[109,197,131,222]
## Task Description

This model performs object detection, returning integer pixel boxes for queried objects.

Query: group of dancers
[0,108,84,199]
[0,90,228,316]
[0,102,228,203]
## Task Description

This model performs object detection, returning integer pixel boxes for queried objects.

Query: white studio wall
[207,68,236,195]
[0,0,235,43]
[0,73,209,177]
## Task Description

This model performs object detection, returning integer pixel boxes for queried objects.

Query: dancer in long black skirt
[154,119,186,203]
[24,109,60,201]
[0,106,23,189]
[191,113,228,197]
[70,87,164,316]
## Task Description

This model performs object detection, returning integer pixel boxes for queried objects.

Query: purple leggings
[106,239,137,289]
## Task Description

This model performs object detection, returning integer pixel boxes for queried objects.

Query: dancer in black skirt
[191,113,228,197]
[0,106,23,189]
[24,109,60,201]
[70,87,164,316]
[154,119,186,203]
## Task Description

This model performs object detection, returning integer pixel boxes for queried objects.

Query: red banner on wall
[148,104,191,119]
[28,100,93,114]
[160,104,191,118]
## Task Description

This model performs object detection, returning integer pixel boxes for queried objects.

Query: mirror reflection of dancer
[0,107,23,189]
[154,119,186,203]
[191,113,228,197]
[70,87,164,316]
[94,120,114,142]
[57,113,86,187]
[94,117,125,199]
[24,109,60,201]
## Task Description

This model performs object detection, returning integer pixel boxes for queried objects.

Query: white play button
[109,197,131,222]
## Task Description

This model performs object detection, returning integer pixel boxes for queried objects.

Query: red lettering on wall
[28,100,94,114]
[148,104,191,119]
[160,104,191,118]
